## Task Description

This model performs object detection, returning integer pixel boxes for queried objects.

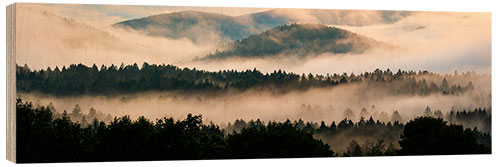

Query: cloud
[16,4,491,76]
[13,4,491,140]
[15,5,217,70]
[20,3,269,27]
[263,9,413,26]
[19,71,491,125]
[334,11,491,74]
[188,11,491,75]
[19,3,126,27]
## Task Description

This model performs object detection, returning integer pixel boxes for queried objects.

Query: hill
[113,9,413,43]
[237,9,413,27]
[204,23,390,59]
[113,10,258,43]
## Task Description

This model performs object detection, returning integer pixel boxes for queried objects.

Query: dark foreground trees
[16,99,490,163]
[399,117,490,155]
[16,99,333,163]
[226,121,334,158]
[17,98,85,162]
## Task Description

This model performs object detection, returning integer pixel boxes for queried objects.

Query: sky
[3,1,499,167]
[22,3,269,27]
[15,3,491,75]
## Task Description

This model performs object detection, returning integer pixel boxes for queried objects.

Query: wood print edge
[6,3,17,163]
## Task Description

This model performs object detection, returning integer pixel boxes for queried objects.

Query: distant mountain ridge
[203,23,392,59]
[113,10,258,43]
[113,9,413,43]
[237,9,412,27]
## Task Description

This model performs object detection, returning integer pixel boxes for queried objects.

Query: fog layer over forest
[16,4,491,75]
[16,3,491,138]
[13,4,492,159]
[19,71,490,126]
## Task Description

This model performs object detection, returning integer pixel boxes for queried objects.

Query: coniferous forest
[12,4,492,164]
[16,98,490,163]
[16,63,492,163]
[17,63,475,96]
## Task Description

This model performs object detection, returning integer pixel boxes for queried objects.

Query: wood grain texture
[6,3,17,163]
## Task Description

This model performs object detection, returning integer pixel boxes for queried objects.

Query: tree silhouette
[226,121,334,158]
[345,140,363,156]
[399,117,490,155]
[17,63,473,96]
[16,98,491,163]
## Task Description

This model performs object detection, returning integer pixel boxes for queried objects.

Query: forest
[16,63,475,96]
[11,4,492,164]
[16,98,490,163]
[15,63,491,162]
[204,23,380,59]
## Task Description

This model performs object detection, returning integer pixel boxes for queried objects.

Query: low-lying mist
[19,74,490,126]
[13,4,492,156]
[15,5,219,70]
[16,5,491,77]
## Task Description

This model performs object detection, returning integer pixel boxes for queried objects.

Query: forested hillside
[113,11,257,43]
[113,9,413,43]
[16,63,474,96]
[205,23,389,59]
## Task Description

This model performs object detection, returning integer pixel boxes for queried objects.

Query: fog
[15,5,491,127]
[335,12,491,74]
[247,9,412,26]
[15,5,218,70]
[12,4,492,157]
[19,72,490,126]
[189,11,491,75]
[16,5,491,76]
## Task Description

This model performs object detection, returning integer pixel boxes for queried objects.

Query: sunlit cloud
[21,3,269,27]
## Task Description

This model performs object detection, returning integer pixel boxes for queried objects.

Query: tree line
[226,116,405,156]
[225,106,491,156]
[17,63,474,96]
[38,100,490,155]
[17,98,490,163]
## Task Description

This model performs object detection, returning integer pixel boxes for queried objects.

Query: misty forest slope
[236,9,413,29]
[112,9,413,43]
[204,23,391,59]
[113,10,258,43]
[16,6,213,70]
[17,63,476,96]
